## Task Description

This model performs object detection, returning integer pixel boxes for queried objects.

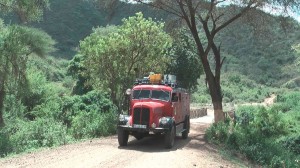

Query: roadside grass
[205,91,300,167]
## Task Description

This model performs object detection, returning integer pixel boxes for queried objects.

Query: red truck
[117,74,190,148]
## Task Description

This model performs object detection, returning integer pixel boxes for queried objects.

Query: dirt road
[0,111,244,168]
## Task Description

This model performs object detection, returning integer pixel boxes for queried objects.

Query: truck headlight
[159,117,168,125]
[119,114,129,122]
[119,114,125,121]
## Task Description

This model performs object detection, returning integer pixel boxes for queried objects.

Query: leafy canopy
[0,0,50,23]
[80,12,172,107]
[167,29,203,91]
[0,24,55,126]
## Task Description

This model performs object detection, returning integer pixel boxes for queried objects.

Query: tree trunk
[206,74,225,123]
[174,1,225,123]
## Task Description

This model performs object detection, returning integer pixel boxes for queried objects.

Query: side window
[171,93,178,102]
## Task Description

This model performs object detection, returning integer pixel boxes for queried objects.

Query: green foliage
[192,73,272,103]
[206,92,300,167]
[7,118,68,153]
[23,66,49,114]
[167,29,203,91]
[27,56,67,82]
[1,89,117,156]
[70,110,117,139]
[60,91,117,127]
[0,0,50,23]
[205,122,229,144]
[67,54,93,95]
[0,128,12,157]
[220,18,300,87]
[0,50,118,157]
[3,94,27,120]
[0,25,56,122]
[278,134,300,155]
[80,12,172,107]
[293,43,300,53]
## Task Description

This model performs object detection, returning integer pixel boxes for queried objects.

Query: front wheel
[164,124,175,149]
[117,128,129,146]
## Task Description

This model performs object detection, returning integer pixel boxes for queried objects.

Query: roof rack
[134,74,177,88]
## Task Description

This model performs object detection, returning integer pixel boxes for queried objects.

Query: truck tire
[164,124,175,149]
[182,116,190,139]
[117,128,129,146]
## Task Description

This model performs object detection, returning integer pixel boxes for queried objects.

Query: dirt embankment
[0,110,245,168]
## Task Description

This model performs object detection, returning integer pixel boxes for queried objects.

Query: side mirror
[125,89,132,96]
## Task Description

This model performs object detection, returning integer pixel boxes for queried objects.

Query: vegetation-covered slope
[30,0,164,58]
[3,1,298,87]
[26,1,300,87]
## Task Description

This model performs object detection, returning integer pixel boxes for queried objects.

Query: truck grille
[133,107,150,126]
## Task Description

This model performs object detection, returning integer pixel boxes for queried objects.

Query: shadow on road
[118,122,217,154]
[185,122,219,153]
[118,134,192,152]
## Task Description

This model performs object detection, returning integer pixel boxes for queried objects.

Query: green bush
[206,96,300,167]
[0,129,12,157]
[278,134,300,155]
[60,91,116,126]
[3,94,27,120]
[7,118,68,154]
[205,122,229,144]
[253,107,288,137]
[70,110,117,139]
[30,95,63,121]
[235,105,256,126]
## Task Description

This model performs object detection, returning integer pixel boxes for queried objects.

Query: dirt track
[0,111,245,168]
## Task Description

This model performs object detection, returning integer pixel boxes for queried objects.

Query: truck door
[172,92,181,123]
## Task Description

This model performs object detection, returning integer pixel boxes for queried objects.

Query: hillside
[6,0,165,58]
[2,0,299,86]
[219,17,300,86]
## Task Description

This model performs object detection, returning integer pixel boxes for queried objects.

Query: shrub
[0,129,12,157]
[205,122,229,144]
[206,100,299,167]
[253,107,288,137]
[8,118,69,154]
[278,134,300,155]
[3,94,27,120]
[235,105,257,126]
[70,110,117,139]
[61,91,116,126]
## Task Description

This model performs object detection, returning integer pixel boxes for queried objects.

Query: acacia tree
[80,12,172,108]
[129,0,300,122]
[0,0,53,127]
[0,25,55,127]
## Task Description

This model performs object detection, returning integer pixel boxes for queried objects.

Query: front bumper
[118,125,169,133]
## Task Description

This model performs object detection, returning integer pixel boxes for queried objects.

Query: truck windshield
[132,89,170,101]
[132,90,150,99]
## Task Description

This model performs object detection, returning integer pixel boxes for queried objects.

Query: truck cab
[117,74,190,149]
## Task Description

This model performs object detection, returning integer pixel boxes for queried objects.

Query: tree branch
[213,2,258,35]
[204,0,215,22]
